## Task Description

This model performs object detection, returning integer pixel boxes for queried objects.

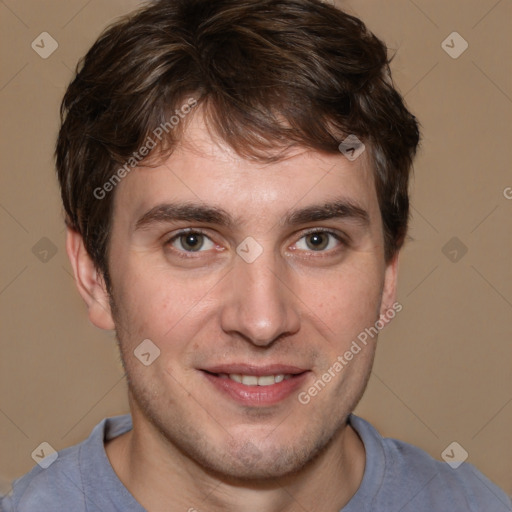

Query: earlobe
[66,227,116,331]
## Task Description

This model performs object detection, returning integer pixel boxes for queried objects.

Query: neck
[106,411,365,512]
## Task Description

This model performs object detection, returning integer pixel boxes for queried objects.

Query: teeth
[257,375,276,386]
[225,373,290,386]
[241,375,259,386]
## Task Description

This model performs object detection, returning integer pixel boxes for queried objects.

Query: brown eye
[295,231,342,252]
[305,233,329,251]
[180,233,204,251]
[169,231,214,252]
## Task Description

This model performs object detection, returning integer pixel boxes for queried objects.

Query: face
[85,110,397,480]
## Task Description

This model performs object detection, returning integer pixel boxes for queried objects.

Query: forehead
[113,109,379,226]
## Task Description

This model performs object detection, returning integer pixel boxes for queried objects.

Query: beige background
[1,0,511,498]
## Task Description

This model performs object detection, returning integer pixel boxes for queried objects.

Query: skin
[67,109,399,512]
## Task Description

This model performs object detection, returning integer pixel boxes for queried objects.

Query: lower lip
[201,371,309,406]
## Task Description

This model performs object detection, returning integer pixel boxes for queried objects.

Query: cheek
[115,277,173,341]
[304,260,384,334]
[110,262,215,351]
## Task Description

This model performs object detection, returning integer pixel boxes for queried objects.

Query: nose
[219,250,301,347]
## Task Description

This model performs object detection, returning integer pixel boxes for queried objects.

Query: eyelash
[164,228,348,258]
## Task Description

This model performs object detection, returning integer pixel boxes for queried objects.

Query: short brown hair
[56,0,420,288]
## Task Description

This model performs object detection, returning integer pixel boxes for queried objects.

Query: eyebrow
[134,199,370,231]
[284,200,369,227]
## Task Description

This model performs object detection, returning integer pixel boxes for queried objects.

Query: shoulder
[1,440,85,511]
[0,415,133,512]
[381,437,511,511]
[349,415,512,512]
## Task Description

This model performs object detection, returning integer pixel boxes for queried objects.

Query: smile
[218,373,292,386]
[201,367,309,406]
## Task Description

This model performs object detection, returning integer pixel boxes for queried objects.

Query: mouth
[217,373,293,386]
[200,365,310,406]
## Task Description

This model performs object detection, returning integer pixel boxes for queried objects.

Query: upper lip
[201,364,309,376]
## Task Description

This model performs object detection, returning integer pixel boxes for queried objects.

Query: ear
[66,227,116,331]
[378,251,400,325]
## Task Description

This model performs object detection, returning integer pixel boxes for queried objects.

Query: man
[2,0,510,510]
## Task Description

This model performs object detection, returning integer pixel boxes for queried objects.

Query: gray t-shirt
[2,414,510,511]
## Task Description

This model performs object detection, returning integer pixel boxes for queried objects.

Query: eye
[168,230,215,252]
[294,230,343,252]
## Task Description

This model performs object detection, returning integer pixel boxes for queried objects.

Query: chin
[200,445,313,482]
[184,425,338,483]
